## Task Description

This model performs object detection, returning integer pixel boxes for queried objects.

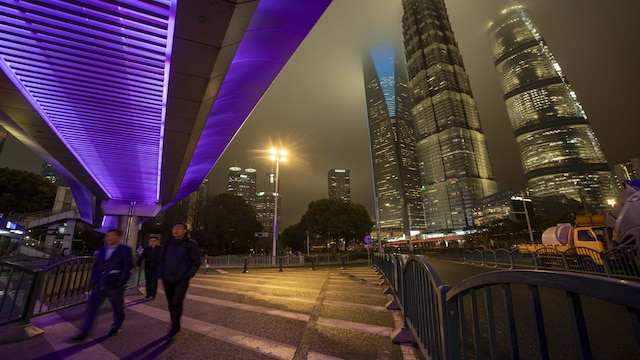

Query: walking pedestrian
[203,254,210,274]
[136,236,162,299]
[68,229,133,342]
[158,222,200,339]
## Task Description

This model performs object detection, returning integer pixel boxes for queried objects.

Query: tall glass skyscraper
[363,45,426,234]
[488,6,617,212]
[227,166,257,208]
[402,0,497,231]
[328,169,351,202]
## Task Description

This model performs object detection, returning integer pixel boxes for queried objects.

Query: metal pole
[522,191,534,244]
[306,231,310,256]
[272,157,280,265]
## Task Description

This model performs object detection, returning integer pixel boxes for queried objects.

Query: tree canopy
[0,167,57,215]
[195,193,262,255]
[299,198,373,248]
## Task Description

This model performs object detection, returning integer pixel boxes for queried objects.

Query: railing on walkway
[373,254,640,360]
[204,253,370,270]
[0,257,145,328]
[462,246,640,280]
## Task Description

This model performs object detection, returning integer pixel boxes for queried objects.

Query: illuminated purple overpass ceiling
[0,0,332,221]
[0,0,175,202]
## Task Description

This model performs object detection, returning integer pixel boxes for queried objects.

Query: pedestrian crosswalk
[0,265,420,359]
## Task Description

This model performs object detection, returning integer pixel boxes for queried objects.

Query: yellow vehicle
[517,215,612,268]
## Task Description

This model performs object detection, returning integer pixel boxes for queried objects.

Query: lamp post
[270,148,287,265]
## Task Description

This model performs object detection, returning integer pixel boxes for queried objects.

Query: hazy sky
[1,0,638,228]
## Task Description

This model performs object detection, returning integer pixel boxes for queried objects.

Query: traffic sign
[254,232,271,238]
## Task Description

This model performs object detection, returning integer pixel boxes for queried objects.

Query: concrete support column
[118,215,140,249]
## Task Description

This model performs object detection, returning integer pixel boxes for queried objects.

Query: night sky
[1,0,638,228]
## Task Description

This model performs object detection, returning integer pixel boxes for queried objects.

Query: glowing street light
[269,148,287,265]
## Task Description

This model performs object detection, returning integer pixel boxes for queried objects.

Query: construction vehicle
[518,180,640,271]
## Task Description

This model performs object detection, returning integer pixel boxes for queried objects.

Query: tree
[0,167,56,215]
[281,222,306,252]
[197,193,262,255]
[300,198,373,250]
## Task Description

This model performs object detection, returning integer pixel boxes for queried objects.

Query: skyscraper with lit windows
[328,169,351,202]
[363,44,426,234]
[488,6,617,212]
[402,0,497,231]
[227,166,257,208]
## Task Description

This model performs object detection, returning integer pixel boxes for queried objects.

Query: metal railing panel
[446,270,640,359]
[602,245,640,279]
[0,263,36,325]
[35,257,94,316]
[401,256,449,360]
[495,248,514,269]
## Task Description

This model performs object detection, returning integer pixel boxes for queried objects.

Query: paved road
[0,265,421,360]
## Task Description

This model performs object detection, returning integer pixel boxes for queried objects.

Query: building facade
[488,6,617,213]
[328,169,351,202]
[41,162,69,187]
[472,191,534,227]
[363,44,426,235]
[613,158,640,188]
[402,0,498,231]
[227,166,257,208]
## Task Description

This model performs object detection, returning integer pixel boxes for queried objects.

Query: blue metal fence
[374,253,640,359]
[462,246,640,280]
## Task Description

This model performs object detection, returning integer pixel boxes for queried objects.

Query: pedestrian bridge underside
[0,0,331,234]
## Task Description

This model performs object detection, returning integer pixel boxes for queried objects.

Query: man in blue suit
[69,229,133,341]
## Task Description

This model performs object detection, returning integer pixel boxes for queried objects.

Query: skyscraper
[363,44,426,235]
[227,166,257,208]
[488,6,617,212]
[613,158,640,188]
[328,169,351,202]
[402,0,497,231]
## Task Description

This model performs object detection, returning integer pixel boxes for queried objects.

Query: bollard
[311,258,316,271]
[242,257,248,273]
[278,257,283,272]
[340,256,346,270]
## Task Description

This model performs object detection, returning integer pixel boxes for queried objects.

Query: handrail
[457,245,640,280]
[373,253,640,360]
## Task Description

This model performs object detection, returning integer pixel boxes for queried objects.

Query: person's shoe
[145,294,152,299]
[165,327,179,339]
[66,334,86,343]
[108,328,121,337]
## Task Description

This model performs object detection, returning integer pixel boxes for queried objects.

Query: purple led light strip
[0,0,176,202]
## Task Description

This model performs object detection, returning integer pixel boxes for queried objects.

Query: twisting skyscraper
[402,0,497,231]
[488,6,617,212]
[363,45,426,235]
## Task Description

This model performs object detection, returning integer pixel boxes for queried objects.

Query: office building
[41,163,69,187]
[472,191,534,227]
[402,0,498,231]
[363,44,426,235]
[227,166,257,208]
[255,191,280,235]
[328,169,351,202]
[488,6,617,212]
[613,158,640,188]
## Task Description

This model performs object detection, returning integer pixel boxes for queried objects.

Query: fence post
[2,270,45,341]
[242,257,248,273]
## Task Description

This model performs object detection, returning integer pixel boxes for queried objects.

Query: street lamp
[270,148,287,265]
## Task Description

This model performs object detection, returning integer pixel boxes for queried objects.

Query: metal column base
[391,327,416,344]
[0,323,44,343]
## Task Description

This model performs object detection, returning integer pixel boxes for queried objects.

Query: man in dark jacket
[158,222,200,339]
[69,229,133,341]
[136,236,161,299]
